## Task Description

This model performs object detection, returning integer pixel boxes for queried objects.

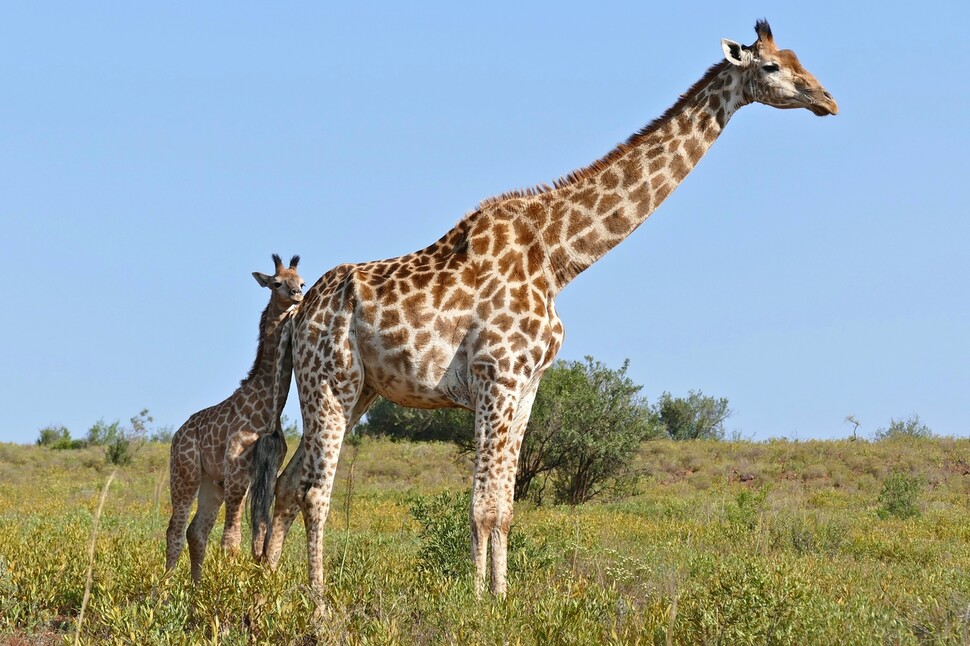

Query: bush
[873,415,933,441]
[106,438,134,466]
[877,472,922,520]
[149,426,174,443]
[35,426,83,450]
[358,400,472,443]
[408,491,559,581]
[409,491,472,578]
[105,409,153,465]
[727,486,770,531]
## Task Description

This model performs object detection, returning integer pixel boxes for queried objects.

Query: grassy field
[1,436,969,644]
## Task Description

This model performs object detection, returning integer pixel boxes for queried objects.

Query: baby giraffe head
[253,254,304,308]
[721,20,838,117]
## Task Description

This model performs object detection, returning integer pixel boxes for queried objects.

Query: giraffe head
[252,254,304,308]
[721,20,837,117]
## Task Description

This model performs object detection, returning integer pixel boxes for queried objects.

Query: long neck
[535,61,748,291]
[241,298,293,398]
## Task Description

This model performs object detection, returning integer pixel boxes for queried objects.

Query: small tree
[548,357,657,505]
[655,390,732,441]
[280,415,301,441]
[844,415,861,441]
[86,419,121,446]
[873,415,933,441]
[106,409,152,466]
[512,362,586,501]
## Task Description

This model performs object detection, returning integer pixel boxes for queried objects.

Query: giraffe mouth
[803,89,838,116]
[808,98,838,116]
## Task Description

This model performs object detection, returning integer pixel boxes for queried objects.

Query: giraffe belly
[357,324,472,410]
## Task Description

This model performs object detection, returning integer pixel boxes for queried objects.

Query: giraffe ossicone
[165,253,304,581]
[253,19,837,599]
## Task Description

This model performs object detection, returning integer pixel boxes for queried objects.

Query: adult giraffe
[165,254,304,581]
[254,20,837,597]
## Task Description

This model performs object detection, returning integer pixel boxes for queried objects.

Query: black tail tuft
[250,425,286,560]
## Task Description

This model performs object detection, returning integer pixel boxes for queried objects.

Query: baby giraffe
[165,254,304,581]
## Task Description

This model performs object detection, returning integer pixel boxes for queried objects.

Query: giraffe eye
[300,283,305,289]
[762,63,780,73]
[273,281,282,288]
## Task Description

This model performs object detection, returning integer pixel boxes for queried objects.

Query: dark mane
[479,59,729,207]
[241,300,273,386]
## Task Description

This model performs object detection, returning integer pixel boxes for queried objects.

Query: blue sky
[2,3,968,444]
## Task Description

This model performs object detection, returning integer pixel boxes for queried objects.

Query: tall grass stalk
[153,464,167,516]
[74,468,117,646]
[337,437,362,585]
[666,593,679,646]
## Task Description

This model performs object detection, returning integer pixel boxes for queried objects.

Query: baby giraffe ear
[721,38,751,66]
[253,271,272,288]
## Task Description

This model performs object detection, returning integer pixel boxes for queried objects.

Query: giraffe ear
[253,271,272,288]
[721,39,752,66]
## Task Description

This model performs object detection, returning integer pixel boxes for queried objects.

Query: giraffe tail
[249,422,286,562]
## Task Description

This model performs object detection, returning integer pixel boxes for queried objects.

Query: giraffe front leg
[469,382,520,596]
[470,378,539,596]
[471,446,516,596]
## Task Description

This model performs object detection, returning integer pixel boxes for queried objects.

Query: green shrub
[105,438,133,466]
[877,472,923,520]
[726,486,769,531]
[408,491,560,581]
[409,491,472,578]
[148,426,174,443]
[873,415,934,441]
[679,558,823,644]
[35,426,79,449]
[85,419,121,446]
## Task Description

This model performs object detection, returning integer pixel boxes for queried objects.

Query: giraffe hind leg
[264,436,305,569]
[165,432,201,572]
[297,358,368,592]
[186,474,224,582]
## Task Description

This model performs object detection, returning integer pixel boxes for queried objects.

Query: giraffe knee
[471,496,498,533]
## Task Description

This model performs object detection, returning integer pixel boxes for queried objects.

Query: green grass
[1,436,969,644]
